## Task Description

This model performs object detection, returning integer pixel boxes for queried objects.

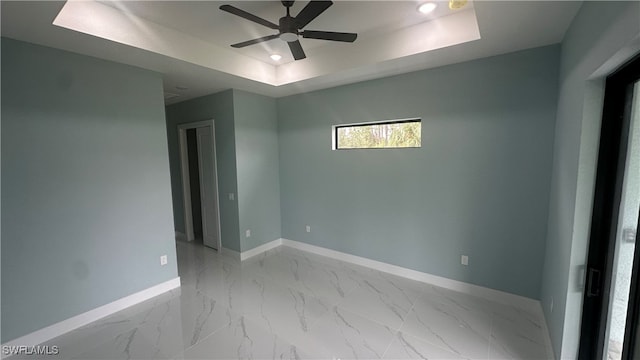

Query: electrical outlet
[306,225,311,233]
[461,255,468,266]
[160,255,168,266]
[229,193,235,201]
[245,229,251,238]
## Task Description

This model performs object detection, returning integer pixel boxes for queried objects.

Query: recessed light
[417,2,437,14]
[270,54,282,61]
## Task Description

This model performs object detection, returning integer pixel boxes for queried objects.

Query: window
[333,119,421,150]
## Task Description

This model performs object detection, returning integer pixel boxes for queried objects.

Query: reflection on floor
[20,241,554,359]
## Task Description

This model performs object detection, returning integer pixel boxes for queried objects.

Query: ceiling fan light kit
[219,0,358,61]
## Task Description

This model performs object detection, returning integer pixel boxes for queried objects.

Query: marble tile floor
[13,241,554,359]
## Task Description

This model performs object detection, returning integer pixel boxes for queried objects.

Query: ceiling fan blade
[231,34,280,48]
[288,40,306,60]
[219,5,279,30]
[294,1,333,28]
[302,30,357,42]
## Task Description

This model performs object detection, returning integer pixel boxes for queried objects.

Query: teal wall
[233,91,282,251]
[1,38,178,342]
[278,46,559,299]
[165,90,281,252]
[165,90,241,251]
[540,2,640,358]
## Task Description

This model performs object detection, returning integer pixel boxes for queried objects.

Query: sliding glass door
[604,80,640,360]
[579,55,640,360]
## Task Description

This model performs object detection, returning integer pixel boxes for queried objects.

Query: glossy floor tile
[11,240,554,359]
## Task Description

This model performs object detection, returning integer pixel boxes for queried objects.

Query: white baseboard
[219,237,540,313]
[2,277,181,348]
[281,239,540,313]
[220,239,283,261]
[240,239,283,261]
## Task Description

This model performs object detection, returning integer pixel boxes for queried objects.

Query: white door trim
[177,120,222,252]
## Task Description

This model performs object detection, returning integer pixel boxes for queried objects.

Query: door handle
[587,268,601,297]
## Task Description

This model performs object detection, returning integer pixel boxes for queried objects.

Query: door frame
[178,120,222,251]
[578,54,640,359]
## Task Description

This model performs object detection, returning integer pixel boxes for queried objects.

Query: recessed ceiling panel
[54,0,480,85]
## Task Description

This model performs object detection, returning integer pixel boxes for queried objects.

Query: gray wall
[233,90,282,251]
[278,46,559,299]
[165,90,241,251]
[165,90,281,252]
[1,38,178,342]
[540,2,640,358]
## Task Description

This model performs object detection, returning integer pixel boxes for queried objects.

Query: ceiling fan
[219,1,357,60]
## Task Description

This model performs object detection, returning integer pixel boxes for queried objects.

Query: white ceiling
[1,1,582,104]
[51,0,481,86]
[97,1,466,63]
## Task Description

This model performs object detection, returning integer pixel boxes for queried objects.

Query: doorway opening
[178,120,222,251]
[186,128,203,243]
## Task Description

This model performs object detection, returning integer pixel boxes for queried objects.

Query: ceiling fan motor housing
[279,16,299,42]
